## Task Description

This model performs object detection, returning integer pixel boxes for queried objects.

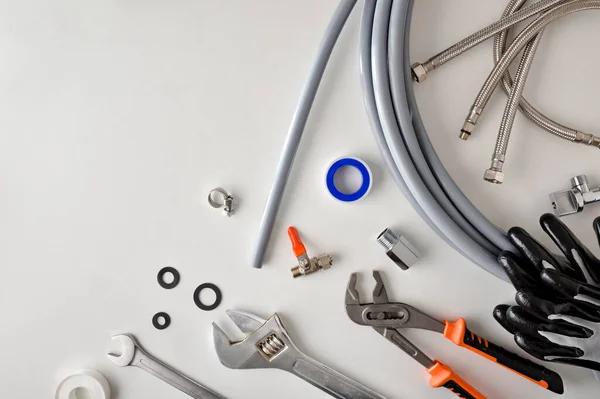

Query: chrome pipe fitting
[483,154,505,184]
[376,228,420,271]
[549,175,600,217]
[411,60,435,83]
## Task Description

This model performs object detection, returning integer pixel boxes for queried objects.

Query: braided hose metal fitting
[483,154,505,184]
[411,0,565,81]
[460,106,483,140]
[411,60,435,83]
[575,132,600,148]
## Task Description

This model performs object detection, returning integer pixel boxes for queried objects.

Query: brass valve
[288,227,333,278]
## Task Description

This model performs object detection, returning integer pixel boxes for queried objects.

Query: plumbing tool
[288,226,333,278]
[108,334,224,399]
[549,175,600,216]
[345,271,564,396]
[212,309,386,399]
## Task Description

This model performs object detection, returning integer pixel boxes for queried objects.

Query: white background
[1,1,599,398]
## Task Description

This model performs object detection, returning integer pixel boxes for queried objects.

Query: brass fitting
[288,226,333,278]
[291,254,333,278]
[460,106,483,140]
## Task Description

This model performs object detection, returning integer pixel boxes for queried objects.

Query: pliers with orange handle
[345,271,564,398]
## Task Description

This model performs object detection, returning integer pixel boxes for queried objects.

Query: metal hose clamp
[208,188,235,217]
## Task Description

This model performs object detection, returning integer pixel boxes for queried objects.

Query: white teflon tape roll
[55,370,111,399]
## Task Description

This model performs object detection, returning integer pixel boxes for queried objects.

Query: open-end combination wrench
[213,309,387,399]
[108,334,225,399]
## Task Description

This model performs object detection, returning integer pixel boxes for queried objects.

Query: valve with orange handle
[345,271,564,396]
[287,226,333,278]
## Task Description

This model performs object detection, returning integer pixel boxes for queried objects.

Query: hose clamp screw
[208,188,235,217]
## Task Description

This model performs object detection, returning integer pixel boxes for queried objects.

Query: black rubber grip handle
[445,318,564,395]
[443,380,480,399]
[463,328,563,394]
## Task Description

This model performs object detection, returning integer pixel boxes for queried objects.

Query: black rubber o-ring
[157,267,180,289]
[193,283,222,311]
[152,312,171,330]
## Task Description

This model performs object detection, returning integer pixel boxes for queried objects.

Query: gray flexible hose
[250,0,357,268]
[358,1,477,263]
[252,0,515,279]
[254,0,598,280]
[399,8,513,254]
[364,0,510,280]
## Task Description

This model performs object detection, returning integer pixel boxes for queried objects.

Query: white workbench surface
[2,1,599,398]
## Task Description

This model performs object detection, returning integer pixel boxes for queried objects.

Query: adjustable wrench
[213,309,387,399]
[108,334,225,399]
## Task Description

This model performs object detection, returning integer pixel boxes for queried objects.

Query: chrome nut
[411,63,428,83]
[314,255,333,270]
[483,168,504,184]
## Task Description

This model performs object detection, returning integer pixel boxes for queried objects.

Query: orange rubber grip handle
[287,227,307,257]
[427,361,486,399]
[444,318,563,394]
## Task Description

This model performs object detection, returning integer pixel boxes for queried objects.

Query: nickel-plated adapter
[377,228,420,270]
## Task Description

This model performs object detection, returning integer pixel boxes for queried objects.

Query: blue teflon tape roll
[325,157,372,202]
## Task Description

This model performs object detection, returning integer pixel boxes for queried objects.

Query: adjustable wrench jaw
[212,311,302,371]
[213,309,388,399]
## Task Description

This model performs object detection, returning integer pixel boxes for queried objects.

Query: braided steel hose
[484,32,544,184]
[484,0,600,183]
[494,0,580,143]
[413,0,600,184]
[468,0,600,144]
[411,0,566,82]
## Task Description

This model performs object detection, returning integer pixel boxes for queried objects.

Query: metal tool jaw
[212,310,302,370]
[108,333,225,399]
[107,334,138,367]
[346,271,440,369]
[345,271,444,333]
[213,309,388,399]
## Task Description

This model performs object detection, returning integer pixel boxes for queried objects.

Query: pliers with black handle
[345,271,564,398]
